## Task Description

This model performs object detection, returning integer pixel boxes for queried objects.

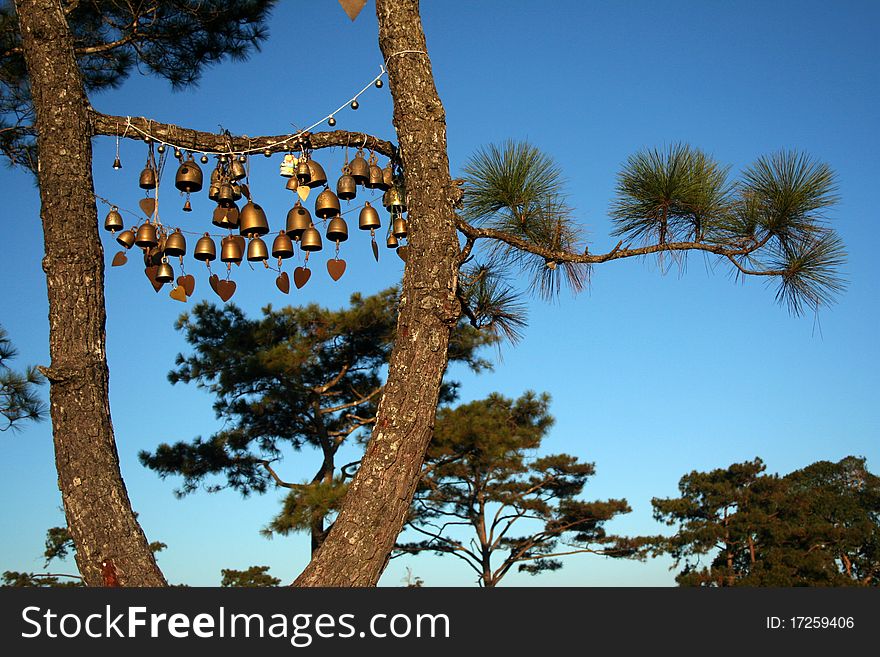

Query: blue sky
[1,0,878,587]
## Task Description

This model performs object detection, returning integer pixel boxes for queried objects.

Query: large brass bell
[300,225,323,252]
[286,201,312,238]
[382,164,394,189]
[307,159,328,188]
[271,231,294,259]
[386,233,399,249]
[104,207,124,233]
[139,165,157,190]
[315,189,341,218]
[116,228,136,249]
[349,151,370,185]
[230,158,246,181]
[383,186,407,213]
[326,217,349,242]
[392,216,409,239]
[174,156,203,193]
[246,236,269,262]
[366,161,386,190]
[296,159,311,184]
[217,182,235,207]
[221,235,243,263]
[135,222,159,248]
[164,228,187,257]
[358,202,381,231]
[238,201,270,236]
[193,234,216,261]
[156,259,174,283]
[336,168,357,200]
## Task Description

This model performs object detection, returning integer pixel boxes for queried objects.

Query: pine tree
[0,325,44,432]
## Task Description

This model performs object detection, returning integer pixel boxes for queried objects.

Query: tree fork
[294,0,462,586]
[16,0,166,586]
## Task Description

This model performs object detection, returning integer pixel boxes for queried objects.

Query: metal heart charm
[371,238,379,262]
[209,273,220,293]
[293,266,311,289]
[169,285,187,303]
[144,265,163,292]
[215,279,236,302]
[327,258,346,281]
[297,186,310,202]
[339,0,367,21]
[276,271,290,294]
[397,245,409,262]
[111,251,128,267]
[177,274,195,297]
[139,197,156,218]
[239,183,251,200]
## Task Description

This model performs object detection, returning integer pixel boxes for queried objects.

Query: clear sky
[1,0,878,587]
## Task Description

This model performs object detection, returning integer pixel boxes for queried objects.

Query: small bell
[383,186,407,213]
[182,198,192,212]
[164,228,187,257]
[139,166,157,190]
[210,168,221,184]
[246,236,269,262]
[193,234,217,261]
[366,162,385,190]
[271,231,294,259]
[307,160,328,188]
[392,216,409,239]
[238,201,270,236]
[208,183,221,202]
[296,160,312,184]
[220,235,244,263]
[382,164,394,189]
[286,201,312,238]
[314,188,341,219]
[300,225,323,252]
[104,207,124,233]
[386,233,399,249]
[116,228,136,249]
[358,202,381,231]
[326,217,349,243]
[174,156,203,193]
[349,151,370,185]
[217,182,235,207]
[135,223,159,248]
[285,176,299,192]
[156,260,174,284]
[279,154,296,177]
[336,168,357,200]
[112,157,122,170]
[229,158,247,181]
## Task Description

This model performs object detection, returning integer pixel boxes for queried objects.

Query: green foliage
[0,325,45,432]
[43,526,73,567]
[395,392,640,586]
[220,565,280,587]
[2,571,82,587]
[652,456,880,586]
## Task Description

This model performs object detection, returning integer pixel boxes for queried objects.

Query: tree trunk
[294,0,460,586]
[16,0,166,587]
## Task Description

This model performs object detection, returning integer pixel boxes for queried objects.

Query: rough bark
[16,0,166,586]
[294,0,461,586]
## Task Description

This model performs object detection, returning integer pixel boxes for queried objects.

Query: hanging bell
[300,225,323,252]
[386,233,399,249]
[271,231,294,259]
[208,183,221,202]
[182,198,192,212]
[358,202,381,230]
[174,156,203,193]
[135,222,159,248]
[382,164,394,189]
[229,158,247,181]
[326,217,349,242]
[220,235,244,263]
[238,201,270,236]
[349,151,370,185]
[164,228,187,257]
[116,228,136,249]
[156,260,174,284]
[112,157,122,170]
[193,234,216,261]
[104,207,124,233]
[366,162,386,190]
[314,189,341,219]
[210,167,222,184]
[212,203,238,229]
[383,186,407,212]
[392,216,409,239]
[279,154,296,177]
[246,236,269,262]
[285,176,299,191]
[139,166,157,190]
[307,159,328,188]
[286,201,312,238]
[336,168,357,200]
[296,159,312,184]
[217,182,235,207]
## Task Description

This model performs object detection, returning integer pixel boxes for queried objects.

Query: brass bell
[231,183,242,202]
[139,166,157,190]
[392,216,409,239]
[193,233,216,261]
[212,203,239,229]
[326,217,349,242]
[358,202,381,230]
[164,228,186,257]
[104,207,124,233]
[271,231,294,259]
[116,228,136,249]
[336,168,357,200]
[286,201,312,238]
[174,156,203,193]
[314,188,341,219]
[182,199,192,212]
[156,260,174,283]
[296,160,311,184]
[210,168,221,184]
[386,233,399,249]
[366,163,386,190]
[246,236,269,262]
[349,151,370,185]
[229,158,246,181]
[383,186,407,212]
[220,235,243,263]
[217,182,235,207]
[300,225,323,252]
[238,201,270,236]
[208,183,220,202]
[307,159,328,188]
[382,164,394,189]
[279,154,296,178]
[135,222,159,248]
[285,176,299,191]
